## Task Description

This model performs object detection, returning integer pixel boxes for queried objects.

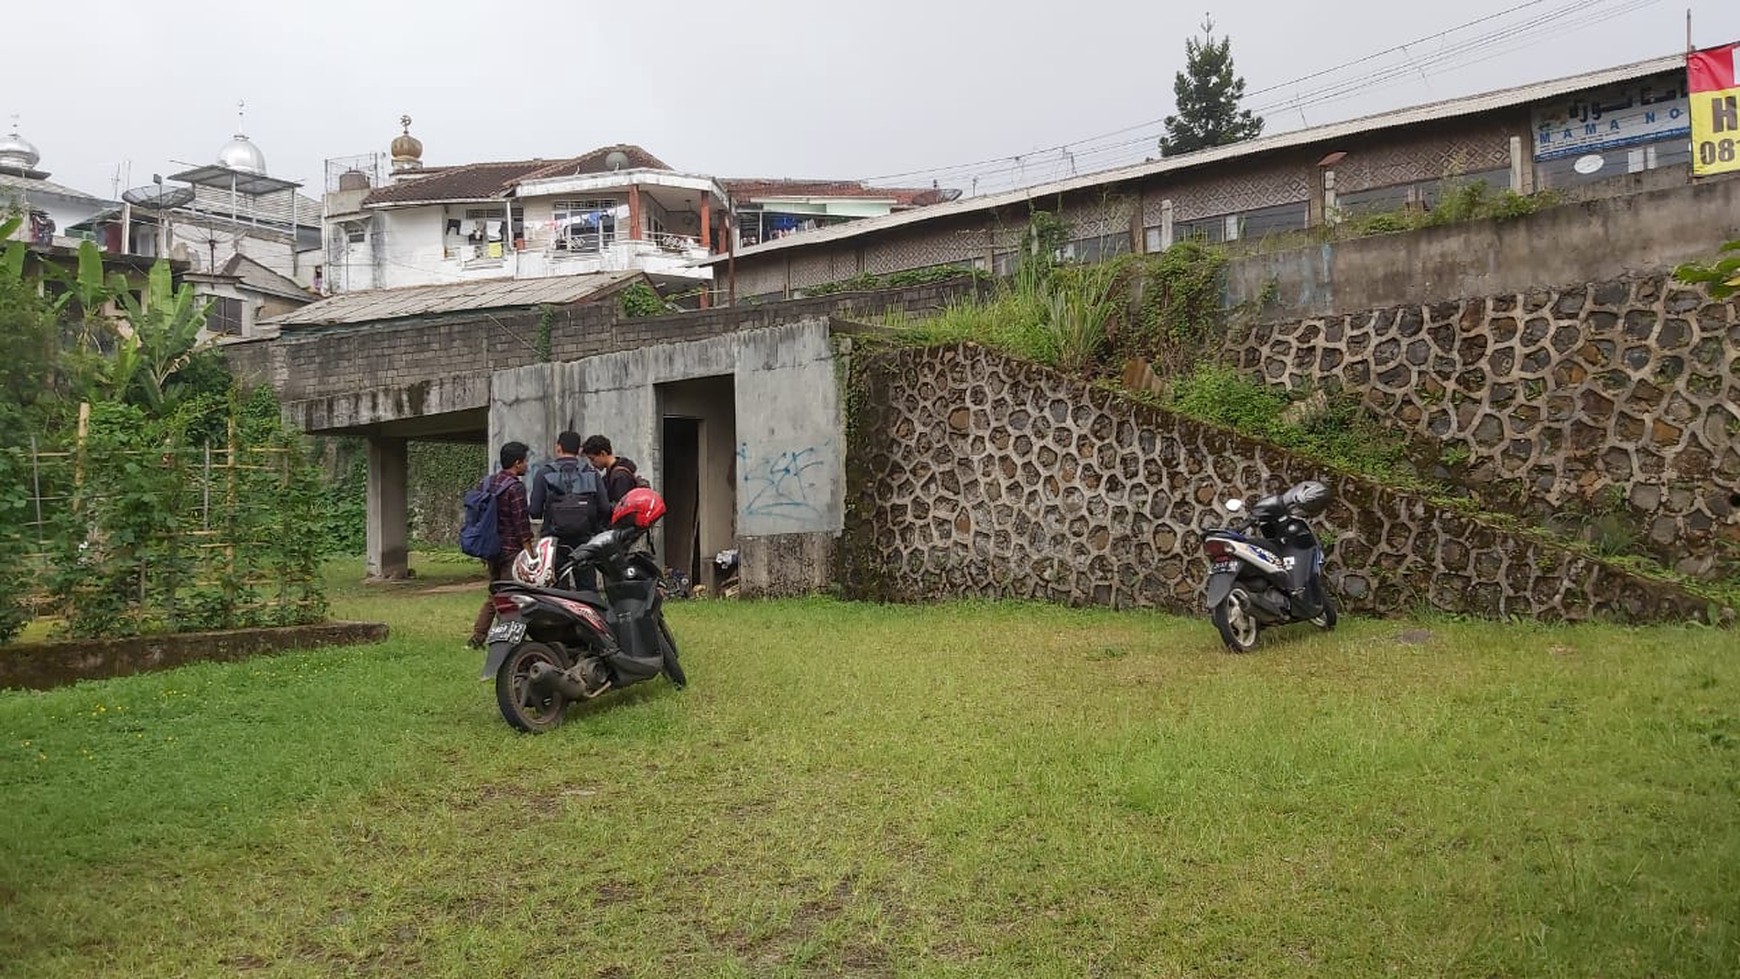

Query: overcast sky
[9,0,1740,202]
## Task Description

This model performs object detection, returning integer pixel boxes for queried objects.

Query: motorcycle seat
[489,581,607,608]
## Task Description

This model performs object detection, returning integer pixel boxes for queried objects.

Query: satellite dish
[605,150,629,172]
[122,184,194,209]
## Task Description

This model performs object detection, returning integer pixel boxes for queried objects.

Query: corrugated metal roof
[265,271,641,327]
[0,171,114,206]
[702,53,1686,265]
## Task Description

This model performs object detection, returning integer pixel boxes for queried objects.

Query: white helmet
[511,537,559,587]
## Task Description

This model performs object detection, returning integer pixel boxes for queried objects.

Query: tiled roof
[363,160,567,206]
[722,178,959,208]
[514,145,673,184]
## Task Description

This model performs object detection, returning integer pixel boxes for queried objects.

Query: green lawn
[2,555,1736,977]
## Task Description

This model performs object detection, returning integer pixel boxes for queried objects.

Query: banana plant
[1,214,25,279]
[111,259,213,410]
[1673,240,1740,300]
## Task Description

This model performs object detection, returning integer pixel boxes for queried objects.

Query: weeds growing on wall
[619,282,671,318]
[1167,365,1420,485]
[1334,184,1564,240]
[799,265,987,298]
[878,213,1230,379]
[410,442,486,548]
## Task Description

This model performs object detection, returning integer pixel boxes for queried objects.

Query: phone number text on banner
[1689,42,1740,176]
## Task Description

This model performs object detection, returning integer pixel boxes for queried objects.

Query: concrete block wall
[841,343,1725,624]
[1223,173,1740,318]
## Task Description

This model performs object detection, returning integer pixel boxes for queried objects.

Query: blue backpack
[458,477,508,559]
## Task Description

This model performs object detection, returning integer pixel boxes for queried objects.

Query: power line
[864,0,1670,196]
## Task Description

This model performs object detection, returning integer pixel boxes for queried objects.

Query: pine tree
[1158,17,1264,156]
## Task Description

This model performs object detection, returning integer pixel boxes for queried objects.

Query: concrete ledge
[739,533,837,598]
[0,621,391,691]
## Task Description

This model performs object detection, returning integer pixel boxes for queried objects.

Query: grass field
[2,555,1736,977]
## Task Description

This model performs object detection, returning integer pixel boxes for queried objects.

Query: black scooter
[1200,479,1337,652]
[482,523,686,733]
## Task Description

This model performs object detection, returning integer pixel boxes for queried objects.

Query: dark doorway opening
[656,375,737,592]
[662,416,702,586]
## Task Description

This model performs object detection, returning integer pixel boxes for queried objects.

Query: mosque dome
[217,133,267,174]
[0,128,41,173]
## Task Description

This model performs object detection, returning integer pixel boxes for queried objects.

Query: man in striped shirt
[468,441,535,649]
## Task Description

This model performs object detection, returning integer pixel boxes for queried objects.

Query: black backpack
[543,462,604,540]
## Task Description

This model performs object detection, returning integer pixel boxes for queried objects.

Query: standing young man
[468,441,535,649]
[581,434,643,503]
[529,430,610,589]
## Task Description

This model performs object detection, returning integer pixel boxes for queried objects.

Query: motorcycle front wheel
[1311,581,1338,629]
[658,618,688,689]
[1211,587,1261,653]
[495,641,572,734]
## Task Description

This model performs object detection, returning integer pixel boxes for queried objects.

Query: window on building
[552,199,617,253]
[444,206,519,260]
[1338,169,1513,218]
[1535,137,1689,190]
[208,297,244,336]
[1059,232,1132,264]
[1237,201,1309,241]
[1176,215,1232,245]
[992,250,1021,276]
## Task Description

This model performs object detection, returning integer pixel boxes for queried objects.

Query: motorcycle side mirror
[1223,499,1244,513]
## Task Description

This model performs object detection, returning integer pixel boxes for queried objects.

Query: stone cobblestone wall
[1231,276,1740,577]
[841,343,1724,624]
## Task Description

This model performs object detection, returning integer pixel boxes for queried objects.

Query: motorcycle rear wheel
[1212,587,1261,653]
[495,641,572,734]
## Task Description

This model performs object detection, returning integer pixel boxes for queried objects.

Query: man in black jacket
[530,431,610,589]
[581,434,645,503]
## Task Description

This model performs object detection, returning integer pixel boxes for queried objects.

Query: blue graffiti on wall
[739,443,825,520]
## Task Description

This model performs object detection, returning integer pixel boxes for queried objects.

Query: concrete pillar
[1323,169,1339,224]
[1159,199,1175,251]
[628,184,643,241]
[699,196,711,250]
[1509,135,1535,194]
[366,436,410,580]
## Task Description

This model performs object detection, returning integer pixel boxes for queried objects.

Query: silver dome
[0,130,41,171]
[217,133,267,174]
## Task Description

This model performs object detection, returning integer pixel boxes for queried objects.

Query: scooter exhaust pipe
[527,661,611,700]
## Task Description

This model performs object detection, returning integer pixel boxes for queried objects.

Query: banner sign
[1532,75,1689,161]
[1689,42,1740,176]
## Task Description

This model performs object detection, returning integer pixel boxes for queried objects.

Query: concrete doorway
[657,376,736,590]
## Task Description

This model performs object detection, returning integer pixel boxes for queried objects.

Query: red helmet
[611,487,666,529]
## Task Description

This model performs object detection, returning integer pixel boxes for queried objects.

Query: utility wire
[865,0,1669,196]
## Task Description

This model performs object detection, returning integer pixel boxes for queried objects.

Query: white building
[157,132,323,285]
[321,127,729,294]
[0,125,119,246]
[319,121,960,297]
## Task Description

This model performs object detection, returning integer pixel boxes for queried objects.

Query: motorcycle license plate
[486,620,526,645]
[1211,561,1239,574]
